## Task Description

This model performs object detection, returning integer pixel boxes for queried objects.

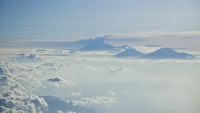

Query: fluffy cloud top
[0,62,48,113]
[0,90,48,113]
[0,67,7,75]
[70,91,117,106]
[12,53,42,62]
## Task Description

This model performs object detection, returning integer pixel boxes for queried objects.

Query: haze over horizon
[0,0,200,40]
[1,0,200,50]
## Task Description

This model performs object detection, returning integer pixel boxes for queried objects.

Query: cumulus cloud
[0,90,48,113]
[0,62,19,74]
[67,111,76,113]
[70,91,117,106]
[12,53,42,62]
[57,110,64,113]
[0,67,7,75]
[0,74,18,92]
[41,62,63,71]
[0,61,43,93]
[0,62,48,113]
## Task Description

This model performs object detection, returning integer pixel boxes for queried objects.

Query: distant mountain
[80,43,116,51]
[74,37,105,46]
[142,48,196,59]
[79,37,116,51]
[24,37,107,49]
[114,48,144,58]
[41,95,98,113]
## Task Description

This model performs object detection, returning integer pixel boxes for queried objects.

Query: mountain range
[115,48,196,59]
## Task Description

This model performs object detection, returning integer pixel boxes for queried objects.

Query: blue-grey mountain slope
[114,48,144,58]
[79,37,116,51]
[142,48,196,59]
[23,37,108,49]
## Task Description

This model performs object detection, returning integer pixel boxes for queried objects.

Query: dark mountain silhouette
[114,48,144,57]
[41,95,98,113]
[80,43,115,51]
[142,48,196,59]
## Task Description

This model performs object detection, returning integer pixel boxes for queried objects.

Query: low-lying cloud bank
[0,47,200,113]
[70,91,117,106]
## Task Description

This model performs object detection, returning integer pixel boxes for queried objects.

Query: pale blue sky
[0,0,199,40]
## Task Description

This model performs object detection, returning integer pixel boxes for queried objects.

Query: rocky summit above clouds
[79,37,116,51]
[75,37,106,46]
[80,43,115,51]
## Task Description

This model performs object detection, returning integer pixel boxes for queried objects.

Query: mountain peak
[143,48,196,59]
[75,37,106,45]
[114,48,144,57]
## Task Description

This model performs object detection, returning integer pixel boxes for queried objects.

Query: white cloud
[67,111,76,113]
[11,53,42,62]
[70,91,117,106]
[0,90,48,113]
[0,67,7,75]
[57,110,64,113]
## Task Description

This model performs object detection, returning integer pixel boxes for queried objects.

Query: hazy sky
[0,0,200,39]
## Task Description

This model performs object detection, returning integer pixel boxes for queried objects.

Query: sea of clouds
[0,47,200,113]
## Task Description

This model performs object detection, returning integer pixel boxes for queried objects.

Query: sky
[0,0,200,40]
